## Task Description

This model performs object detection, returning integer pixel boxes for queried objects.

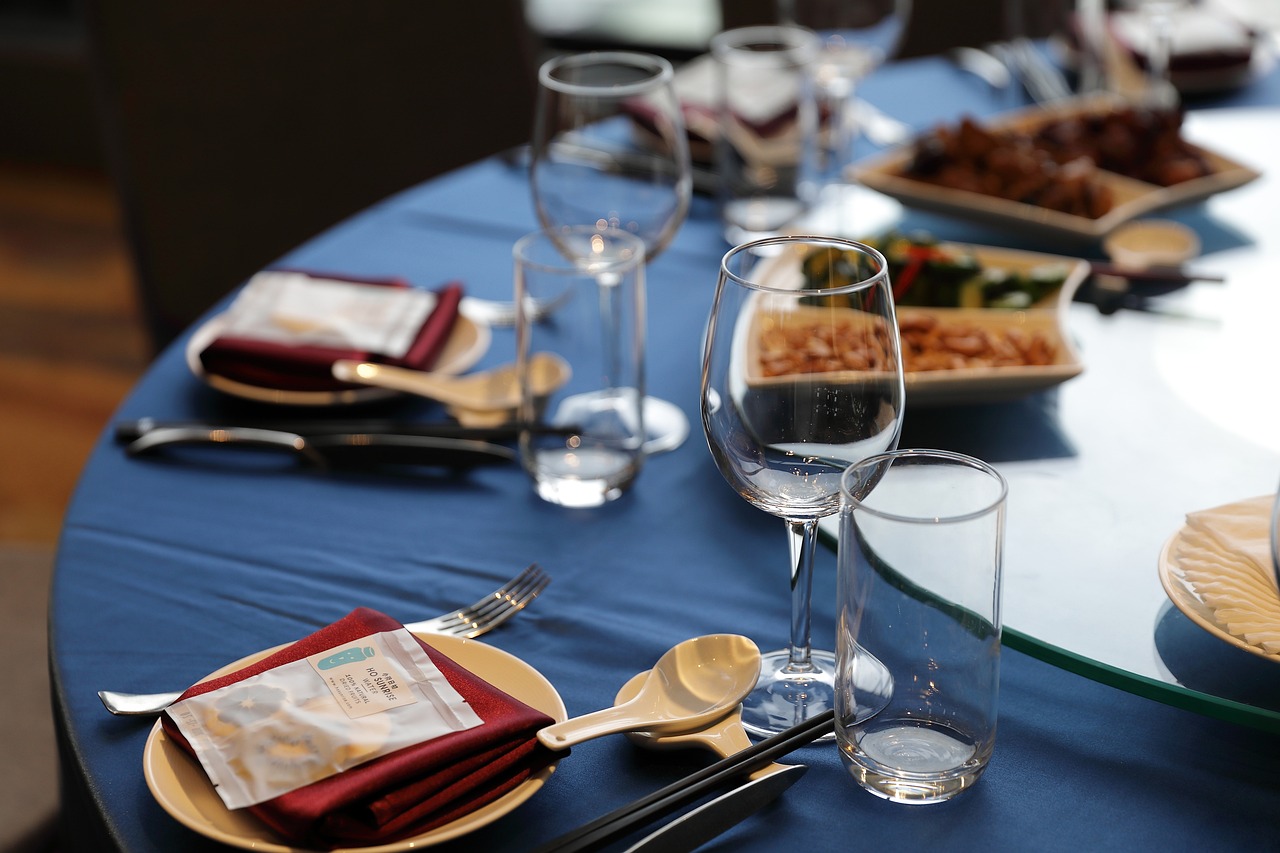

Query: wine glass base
[641,396,688,455]
[740,647,893,740]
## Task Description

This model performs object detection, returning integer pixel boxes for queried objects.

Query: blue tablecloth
[51,55,1280,852]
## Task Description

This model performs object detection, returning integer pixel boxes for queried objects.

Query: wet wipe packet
[169,626,482,809]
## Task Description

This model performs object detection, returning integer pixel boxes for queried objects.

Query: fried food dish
[902,105,1214,219]
[1031,107,1213,187]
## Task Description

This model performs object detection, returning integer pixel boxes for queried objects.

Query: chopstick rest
[532,709,835,853]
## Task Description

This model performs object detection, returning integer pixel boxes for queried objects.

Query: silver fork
[96,563,550,716]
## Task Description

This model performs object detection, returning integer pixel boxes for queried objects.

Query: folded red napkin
[162,607,560,849]
[199,273,463,393]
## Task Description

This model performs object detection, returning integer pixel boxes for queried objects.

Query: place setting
[124,51,706,483]
[126,597,814,852]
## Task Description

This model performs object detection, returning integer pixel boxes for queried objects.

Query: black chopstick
[532,709,835,853]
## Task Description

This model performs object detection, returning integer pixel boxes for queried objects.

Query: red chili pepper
[892,245,943,300]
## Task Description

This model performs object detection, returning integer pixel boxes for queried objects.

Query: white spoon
[331,352,570,411]
[537,634,761,750]
[615,671,790,779]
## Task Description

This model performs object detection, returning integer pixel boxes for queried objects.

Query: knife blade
[125,426,516,469]
[623,765,808,853]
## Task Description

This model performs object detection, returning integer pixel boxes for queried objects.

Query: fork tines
[427,563,549,638]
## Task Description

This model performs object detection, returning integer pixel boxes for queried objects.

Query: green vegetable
[800,232,1067,309]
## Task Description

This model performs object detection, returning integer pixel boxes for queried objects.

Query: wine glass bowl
[780,0,909,82]
[702,235,905,737]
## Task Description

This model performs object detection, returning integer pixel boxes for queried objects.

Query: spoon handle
[537,703,651,750]
[331,360,517,410]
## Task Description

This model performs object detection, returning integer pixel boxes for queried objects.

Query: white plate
[185,312,491,406]
[749,240,1088,406]
[143,633,566,852]
[854,96,1261,242]
[1158,522,1280,664]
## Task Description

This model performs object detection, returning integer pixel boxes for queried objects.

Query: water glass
[837,449,1008,803]
[710,25,819,244]
[514,227,647,508]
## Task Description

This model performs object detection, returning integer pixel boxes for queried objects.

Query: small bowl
[1103,219,1201,270]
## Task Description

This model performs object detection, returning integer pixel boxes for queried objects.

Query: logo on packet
[316,645,377,670]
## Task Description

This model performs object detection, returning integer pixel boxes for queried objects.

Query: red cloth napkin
[162,607,560,849]
[198,274,464,393]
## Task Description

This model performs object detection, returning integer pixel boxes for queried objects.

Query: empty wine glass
[530,51,694,452]
[702,234,904,736]
[778,0,911,231]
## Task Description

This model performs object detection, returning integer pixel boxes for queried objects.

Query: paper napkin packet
[199,272,463,392]
[162,608,558,849]
[1183,495,1276,592]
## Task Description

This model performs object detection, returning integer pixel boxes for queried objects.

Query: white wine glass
[530,51,694,453]
[702,234,904,737]
[778,0,911,232]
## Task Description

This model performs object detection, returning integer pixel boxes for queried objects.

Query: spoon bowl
[331,351,570,411]
[536,634,761,750]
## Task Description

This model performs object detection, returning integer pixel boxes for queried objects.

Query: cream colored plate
[185,311,491,406]
[1158,526,1280,663]
[854,95,1261,242]
[748,240,1087,406]
[142,633,566,852]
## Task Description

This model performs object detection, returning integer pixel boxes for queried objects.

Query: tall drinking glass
[711,25,819,245]
[702,235,904,736]
[530,51,693,453]
[515,227,647,508]
[837,449,1007,803]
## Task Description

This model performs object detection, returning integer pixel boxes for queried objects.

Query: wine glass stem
[785,517,820,673]
[1150,12,1171,86]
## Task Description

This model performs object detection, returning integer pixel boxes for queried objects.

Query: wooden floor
[0,162,149,546]
[0,163,147,850]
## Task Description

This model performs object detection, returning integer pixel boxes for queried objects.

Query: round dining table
[51,48,1280,852]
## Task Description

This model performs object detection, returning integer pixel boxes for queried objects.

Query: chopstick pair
[532,709,835,853]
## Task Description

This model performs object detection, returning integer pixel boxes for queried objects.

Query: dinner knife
[125,427,516,469]
[114,417,522,444]
[534,710,835,853]
[623,765,808,853]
